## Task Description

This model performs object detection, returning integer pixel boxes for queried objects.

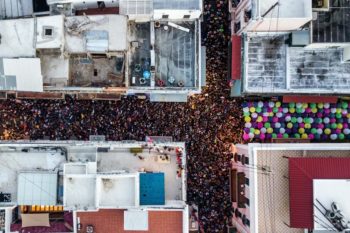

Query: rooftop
[0,147,66,204]
[234,143,350,233]
[97,146,184,202]
[0,58,43,92]
[259,0,311,19]
[153,0,201,10]
[64,15,128,53]
[128,21,199,89]
[312,0,350,43]
[313,179,350,231]
[0,3,202,97]
[244,35,350,94]
[77,209,183,233]
[0,141,186,209]
[0,18,35,57]
[289,157,350,228]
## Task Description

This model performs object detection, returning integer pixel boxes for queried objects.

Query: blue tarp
[140,173,165,205]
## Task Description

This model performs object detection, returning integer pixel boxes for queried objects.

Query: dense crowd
[0,0,243,232]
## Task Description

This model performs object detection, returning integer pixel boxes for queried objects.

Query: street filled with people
[0,0,243,232]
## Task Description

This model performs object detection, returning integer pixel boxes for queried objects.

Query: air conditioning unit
[288,30,310,47]
[343,46,350,63]
[312,0,330,11]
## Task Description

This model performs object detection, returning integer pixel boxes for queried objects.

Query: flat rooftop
[312,0,350,43]
[0,142,186,209]
[0,147,66,204]
[97,174,138,207]
[0,18,35,57]
[97,147,183,201]
[64,175,96,210]
[259,0,310,18]
[64,15,128,53]
[77,209,183,233]
[129,21,199,89]
[153,0,200,10]
[244,35,350,94]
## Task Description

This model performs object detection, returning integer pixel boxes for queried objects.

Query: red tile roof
[231,36,241,80]
[77,209,183,233]
[289,157,350,229]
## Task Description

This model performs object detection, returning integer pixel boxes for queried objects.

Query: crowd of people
[0,0,243,232]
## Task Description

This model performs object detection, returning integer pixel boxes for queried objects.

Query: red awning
[231,36,241,80]
[283,95,338,103]
[289,158,350,229]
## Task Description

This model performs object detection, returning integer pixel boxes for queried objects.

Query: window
[234,153,238,162]
[244,10,252,22]
[43,26,54,37]
[234,22,241,33]
[242,215,250,227]
[230,169,237,202]
[232,0,241,7]
[245,197,250,206]
[45,29,52,36]
[237,172,246,208]
[245,177,249,186]
[183,15,190,19]
[245,156,249,165]
[97,1,106,8]
[162,15,169,19]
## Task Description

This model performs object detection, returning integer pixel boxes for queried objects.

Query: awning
[231,36,241,80]
[17,172,58,206]
[21,213,50,228]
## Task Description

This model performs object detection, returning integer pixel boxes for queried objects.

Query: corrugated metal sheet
[85,30,109,53]
[289,158,350,229]
[153,0,200,10]
[0,0,33,19]
[119,0,153,15]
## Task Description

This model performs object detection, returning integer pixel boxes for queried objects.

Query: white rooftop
[36,15,64,49]
[1,58,43,92]
[0,141,186,211]
[97,147,184,201]
[313,179,350,231]
[0,18,35,58]
[64,175,96,210]
[96,174,139,208]
[259,0,311,18]
[124,210,149,231]
[0,147,66,204]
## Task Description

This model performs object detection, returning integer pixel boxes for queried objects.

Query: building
[229,143,350,233]
[0,0,50,19]
[0,0,204,102]
[229,0,312,34]
[229,0,350,97]
[0,140,188,233]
